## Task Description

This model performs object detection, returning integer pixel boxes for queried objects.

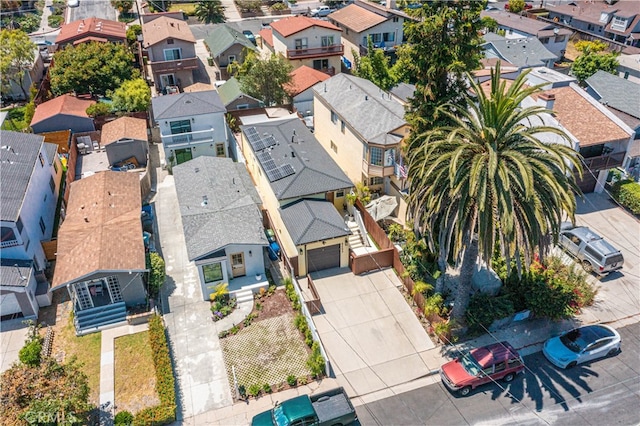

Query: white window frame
[321,35,334,47]
[611,16,628,31]
[163,48,182,61]
[295,38,308,50]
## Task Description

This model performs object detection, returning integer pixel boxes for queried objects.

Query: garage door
[0,293,22,318]
[307,244,340,273]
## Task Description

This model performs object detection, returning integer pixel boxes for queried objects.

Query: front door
[174,148,193,165]
[231,253,246,277]
[160,73,176,88]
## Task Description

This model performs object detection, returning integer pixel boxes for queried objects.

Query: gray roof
[481,10,572,38]
[0,131,45,222]
[279,199,350,245]
[203,23,255,58]
[482,35,557,68]
[0,259,33,288]
[43,141,58,165]
[390,82,415,104]
[152,90,226,120]
[585,70,640,120]
[313,74,407,145]
[173,156,268,261]
[217,77,261,106]
[240,117,353,200]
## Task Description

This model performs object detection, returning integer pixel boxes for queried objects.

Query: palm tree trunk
[451,235,478,322]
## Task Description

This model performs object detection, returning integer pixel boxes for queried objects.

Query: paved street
[355,322,640,426]
[68,0,117,22]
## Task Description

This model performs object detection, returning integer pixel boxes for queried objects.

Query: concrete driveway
[309,268,441,398]
[0,319,29,373]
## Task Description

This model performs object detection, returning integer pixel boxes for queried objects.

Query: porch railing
[286,45,343,59]
[582,152,625,171]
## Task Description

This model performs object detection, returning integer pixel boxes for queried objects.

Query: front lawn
[1,106,29,132]
[168,2,196,15]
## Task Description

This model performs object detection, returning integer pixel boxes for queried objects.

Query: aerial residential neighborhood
[1,0,639,425]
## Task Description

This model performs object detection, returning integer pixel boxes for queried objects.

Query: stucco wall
[31,115,95,134]
[148,38,196,62]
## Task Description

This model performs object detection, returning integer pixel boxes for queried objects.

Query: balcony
[582,152,625,171]
[149,57,199,74]
[362,160,395,178]
[286,45,343,60]
[160,128,216,147]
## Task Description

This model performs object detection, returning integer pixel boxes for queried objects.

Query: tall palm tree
[406,64,583,321]
[194,0,225,24]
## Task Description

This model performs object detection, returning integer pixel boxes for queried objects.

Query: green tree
[406,65,582,321]
[0,29,36,100]
[111,78,151,112]
[230,50,293,106]
[126,24,142,45]
[194,0,225,24]
[50,42,137,96]
[571,48,619,84]
[396,1,485,148]
[352,38,397,91]
[481,16,499,32]
[507,0,525,13]
[148,0,171,12]
[146,252,166,297]
[0,358,91,425]
[111,0,134,13]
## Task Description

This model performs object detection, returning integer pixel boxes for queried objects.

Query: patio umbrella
[366,195,398,221]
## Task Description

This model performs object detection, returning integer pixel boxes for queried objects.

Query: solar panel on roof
[266,163,295,182]
[263,135,277,149]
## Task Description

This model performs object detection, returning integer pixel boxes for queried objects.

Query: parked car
[251,387,357,426]
[243,30,256,45]
[440,341,525,396]
[310,5,336,17]
[543,324,621,369]
[558,224,624,275]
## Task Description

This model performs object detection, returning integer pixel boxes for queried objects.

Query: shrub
[218,329,230,338]
[19,339,42,367]
[434,320,456,344]
[306,342,325,378]
[86,102,112,117]
[286,374,297,387]
[47,14,63,27]
[146,252,166,297]
[247,384,262,398]
[255,301,263,311]
[115,411,134,425]
[465,293,515,333]
[229,324,240,335]
[270,2,286,11]
[238,384,246,399]
[423,293,445,321]
[612,179,640,215]
[263,383,272,393]
[297,376,308,385]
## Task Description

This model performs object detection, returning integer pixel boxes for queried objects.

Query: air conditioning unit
[77,143,88,155]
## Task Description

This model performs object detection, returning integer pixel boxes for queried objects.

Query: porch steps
[234,289,255,305]
[74,302,127,335]
[347,222,365,250]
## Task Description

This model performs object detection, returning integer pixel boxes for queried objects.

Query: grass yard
[114,331,159,415]
[168,2,196,15]
[221,313,312,392]
[1,106,28,132]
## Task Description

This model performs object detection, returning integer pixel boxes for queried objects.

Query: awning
[366,195,398,221]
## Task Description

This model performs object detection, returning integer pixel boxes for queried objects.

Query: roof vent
[201,195,208,207]
[84,217,89,223]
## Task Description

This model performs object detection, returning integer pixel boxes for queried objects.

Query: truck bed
[311,387,356,425]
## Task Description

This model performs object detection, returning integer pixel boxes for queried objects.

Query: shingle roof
[585,70,640,120]
[101,117,148,146]
[270,16,341,38]
[151,90,226,120]
[482,35,558,68]
[0,131,45,222]
[389,82,415,104]
[285,66,330,97]
[52,171,146,289]
[216,77,260,106]
[328,4,387,32]
[183,82,214,93]
[203,23,256,58]
[31,95,95,127]
[0,259,33,288]
[279,199,349,245]
[142,16,195,47]
[480,10,571,38]
[313,73,406,145]
[173,156,268,261]
[240,117,352,200]
[534,84,632,147]
[55,17,126,45]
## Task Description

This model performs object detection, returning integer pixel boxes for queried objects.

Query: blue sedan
[543,324,621,369]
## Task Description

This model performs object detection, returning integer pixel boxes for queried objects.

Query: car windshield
[560,329,590,353]
[459,353,481,376]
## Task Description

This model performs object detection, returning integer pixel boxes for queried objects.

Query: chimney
[538,92,556,110]
[386,0,397,9]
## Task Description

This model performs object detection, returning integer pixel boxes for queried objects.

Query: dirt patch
[254,289,295,321]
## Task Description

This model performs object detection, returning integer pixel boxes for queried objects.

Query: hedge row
[133,315,176,425]
[612,179,640,215]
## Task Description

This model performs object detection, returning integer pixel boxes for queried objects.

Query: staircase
[74,302,127,336]
[234,289,255,306]
[347,221,365,250]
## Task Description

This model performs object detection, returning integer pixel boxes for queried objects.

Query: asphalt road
[355,322,640,425]
[68,0,117,22]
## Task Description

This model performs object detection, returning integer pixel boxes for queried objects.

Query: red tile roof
[285,65,330,97]
[270,16,341,38]
[259,28,273,47]
[31,95,95,127]
[55,17,126,46]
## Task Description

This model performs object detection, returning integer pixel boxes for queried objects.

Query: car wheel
[582,261,593,273]
[503,373,515,382]
[608,347,619,357]
[566,361,577,369]
[459,386,471,396]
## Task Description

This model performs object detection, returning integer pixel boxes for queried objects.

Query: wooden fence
[304,274,323,315]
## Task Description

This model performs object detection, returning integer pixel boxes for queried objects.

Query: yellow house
[312,74,410,221]
[239,116,353,276]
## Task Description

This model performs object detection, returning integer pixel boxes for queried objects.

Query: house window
[203,262,224,283]
[369,33,382,44]
[340,120,345,133]
[346,28,349,35]
[369,146,383,166]
[39,217,46,234]
[540,37,549,44]
[599,12,609,23]
[330,140,337,153]
[164,48,181,61]
[587,23,595,31]
[170,120,192,134]
[331,110,338,124]
[39,153,44,167]
[383,32,395,42]
[555,35,566,43]
[228,54,236,63]
[1,226,17,245]
[215,143,225,157]
[336,190,344,197]
[295,38,308,50]
[384,148,395,167]
[237,104,249,109]
[611,16,628,31]
[370,177,383,185]
[321,35,334,47]
[392,17,399,23]
[313,59,329,70]
[167,38,174,44]
[49,176,55,193]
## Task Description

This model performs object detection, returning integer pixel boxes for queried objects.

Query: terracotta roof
[270,16,340,38]
[31,95,95,127]
[73,36,108,45]
[52,171,146,289]
[101,117,148,145]
[183,82,214,93]
[55,17,126,45]
[142,16,195,47]
[547,0,640,28]
[534,85,632,147]
[328,4,387,33]
[259,28,273,47]
[285,65,330,97]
